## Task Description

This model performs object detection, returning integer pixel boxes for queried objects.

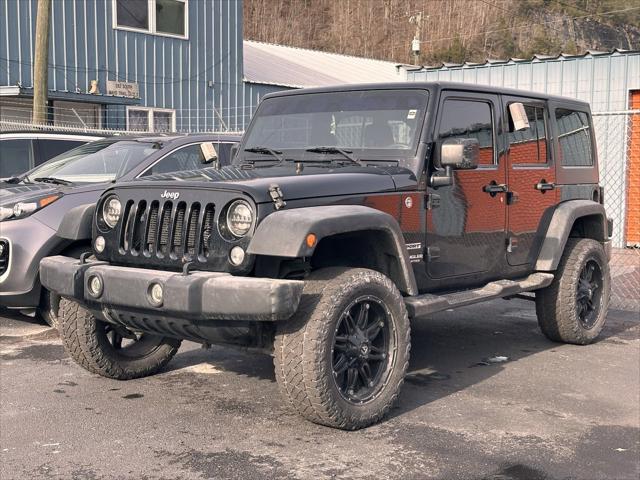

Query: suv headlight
[0,194,62,222]
[101,195,122,228]
[226,200,254,237]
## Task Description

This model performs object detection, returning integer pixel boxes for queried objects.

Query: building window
[127,107,176,133]
[53,101,102,129]
[113,0,187,38]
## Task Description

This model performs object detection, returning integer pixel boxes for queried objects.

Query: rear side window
[555,109,593,167]
[438,99,495,166]
[508,105,548,165]
[0,139,33,177]
[35,139,86,165]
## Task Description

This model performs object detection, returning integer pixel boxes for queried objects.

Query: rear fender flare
[536,200,608,271]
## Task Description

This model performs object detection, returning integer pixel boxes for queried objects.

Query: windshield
[26,139,158,183]
[238,89,429,163]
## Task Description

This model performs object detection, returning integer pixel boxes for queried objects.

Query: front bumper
[40,256,304,322]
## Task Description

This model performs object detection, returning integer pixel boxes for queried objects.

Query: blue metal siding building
[0,0,269,132]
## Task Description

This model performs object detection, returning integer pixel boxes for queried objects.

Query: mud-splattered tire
[58,298,181,379]
[274,268,410,430]
[536,238,610,345]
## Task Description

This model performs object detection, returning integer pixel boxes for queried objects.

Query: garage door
[625,91,640,246]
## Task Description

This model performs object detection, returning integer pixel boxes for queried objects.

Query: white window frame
[112,0,189,40]
[126,106,176,133]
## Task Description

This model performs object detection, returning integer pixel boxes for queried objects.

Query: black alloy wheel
[576,259,603,330]
[331,295,392,404]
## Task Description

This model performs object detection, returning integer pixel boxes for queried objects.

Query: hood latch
[268,184,286,210]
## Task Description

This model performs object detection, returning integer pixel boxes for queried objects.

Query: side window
[555,109,593,167]
[0,139,33,177]
[508,105,548,165]
[35,140,85,164]
[143,144,206,176]
[438,99,494,166]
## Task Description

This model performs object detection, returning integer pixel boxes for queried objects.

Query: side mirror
[440,138,479,170]
[430,138,480,188]
[200,142,219,164]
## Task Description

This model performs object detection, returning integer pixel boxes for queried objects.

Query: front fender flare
[56,203,95,241]
[247,205,418,296]
[536,200,608,271]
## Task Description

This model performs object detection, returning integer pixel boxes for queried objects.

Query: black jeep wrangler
[41,82,611,430]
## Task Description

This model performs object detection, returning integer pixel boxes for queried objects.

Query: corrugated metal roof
[243,40,408,88]
[408,48,639,71]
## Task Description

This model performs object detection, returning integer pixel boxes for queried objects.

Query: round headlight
[226,200,253,237]
[102,196,121,228]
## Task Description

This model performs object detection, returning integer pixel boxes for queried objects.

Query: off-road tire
[38,291,60,329]
[38,245,91,329]
[58,298,181,379]
[536,238,610,345]
[274,268,410,430]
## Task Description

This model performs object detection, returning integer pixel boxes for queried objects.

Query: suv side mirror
[430,138,480,188]
[440,138,479,170]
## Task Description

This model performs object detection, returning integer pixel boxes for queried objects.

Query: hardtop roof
[261,81,591,109]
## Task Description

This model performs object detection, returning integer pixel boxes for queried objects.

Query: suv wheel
[274,268,410,430]
[58,299,181,379]
[536,238,610,345]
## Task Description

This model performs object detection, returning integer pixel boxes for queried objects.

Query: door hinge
[425,193,441,210]
[427,246,440,261]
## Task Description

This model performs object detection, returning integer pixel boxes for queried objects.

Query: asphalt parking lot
[1,299,638,480]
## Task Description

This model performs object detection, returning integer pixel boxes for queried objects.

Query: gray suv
[0,133,241,325]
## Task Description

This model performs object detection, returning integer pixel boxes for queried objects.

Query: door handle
[535,180,556,192]
[483,181,508,196]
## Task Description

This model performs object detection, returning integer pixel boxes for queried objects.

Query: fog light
[94,236,105,253]
[87,275,103,297]
[229,246,245,266]
[148,282,164,307]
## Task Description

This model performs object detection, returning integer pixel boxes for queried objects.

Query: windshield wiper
[34,176,74,186]
[244,146,284,162]
[305,146,359,165]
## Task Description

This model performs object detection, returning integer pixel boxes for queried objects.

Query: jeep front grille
[120,200,215,261]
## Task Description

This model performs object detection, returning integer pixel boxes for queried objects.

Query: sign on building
[106,80,139,98]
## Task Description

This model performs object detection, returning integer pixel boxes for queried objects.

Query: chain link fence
[593,110,639,312]
[592,111,639,249]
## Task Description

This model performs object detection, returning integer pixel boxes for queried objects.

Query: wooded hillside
[244,0,640,65]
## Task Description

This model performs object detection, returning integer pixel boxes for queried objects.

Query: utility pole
[33,0,51,125]
[409,11,423,65]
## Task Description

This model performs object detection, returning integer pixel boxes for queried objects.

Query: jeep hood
[130,164,413,203]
